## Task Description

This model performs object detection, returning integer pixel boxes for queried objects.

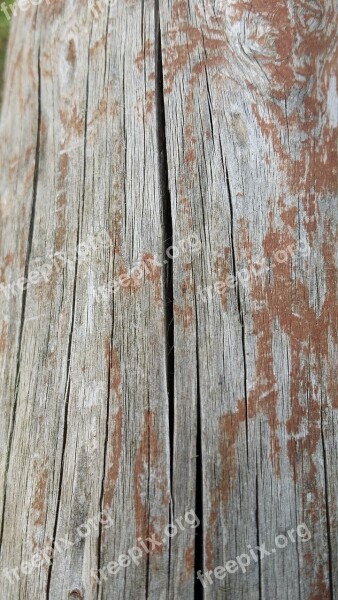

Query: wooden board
[0,1,337,599]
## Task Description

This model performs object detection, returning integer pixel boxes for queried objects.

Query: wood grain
[0,1,337,599]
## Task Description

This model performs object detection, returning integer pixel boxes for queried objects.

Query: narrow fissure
[46,211,82,598]
[154,1,175,593]
[194,307,204,600]
[46,41,91,599]
[320,406,333,600]
[97,332,112,597]
[155,6,205,597]
[0,47,41,553]
[145,425,151,599]
[256,452,263,599]
[97,255,117,596]
[225,163,249,460]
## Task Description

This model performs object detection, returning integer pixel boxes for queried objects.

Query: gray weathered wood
[0,1,337,599]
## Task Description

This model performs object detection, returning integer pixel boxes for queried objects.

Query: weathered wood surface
[0,1,337,599]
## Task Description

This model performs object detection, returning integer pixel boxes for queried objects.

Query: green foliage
[0,0,13,99]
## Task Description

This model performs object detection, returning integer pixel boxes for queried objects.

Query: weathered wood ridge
[0,1,337,599]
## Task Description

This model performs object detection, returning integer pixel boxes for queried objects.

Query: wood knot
[69,590,83,599]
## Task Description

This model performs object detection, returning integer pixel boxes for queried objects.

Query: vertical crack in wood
[141,0,145,46]
[103,2,111,85]
[193,301,204,600]
[256,447,262,599]
[146,423,151,600]
[97,334,112,599]
[122,60,127,235]
[225,162,249,461]
[320,402,333,600]
[205,69,214,143]
[46,37,91,599]
[0,46,41,554]
[97,14,115,595]
[154,1,175,595]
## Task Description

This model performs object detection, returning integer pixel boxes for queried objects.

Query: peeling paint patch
[32,459,49,526]
[133,410,168,544]
[102,346,123,510]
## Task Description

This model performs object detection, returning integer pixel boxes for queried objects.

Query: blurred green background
[0,0,13,103]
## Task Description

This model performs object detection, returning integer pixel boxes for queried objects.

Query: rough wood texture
[0,1,337,599]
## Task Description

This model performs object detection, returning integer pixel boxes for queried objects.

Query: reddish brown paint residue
[18,207,28,270]
[116,264,143,294]
[219,399,247,506]
[145,90,155,115]
[248,0,337,231]
[40,0,64,21]
[104,336,110,375]
[179,267,194,296]
[89,36,106,58]
[214,248,230,310]
[142,253,162,303]
[258,222,335,485]
[134,40,153,72]
[206,399,247,569]
[134,0,229,139]
[174,304,193,331]
[328,362,338,410]
[23,162,36,196]
[111,208,122,255]
[115,254,163,302]
[102,346,123,510]
[162,24,227,96]
[230,0,336,96]
[32,460,49,526]
[237,218,252,263]
[40,118,47,137]
[59,106,84,150]
[58,153,68,182]
[251,49,337,243]
[133,410,168,545]
[102,406,123,511]
[67,39,76,66]
[281,206,298,229]
[178,194,193,228]
[54,152,68,252]
[181,541,195,581]
[172,0,186,21]
[184,148,195,164]
[0,254,13,284]
[8,154,19,179]
[207,211,336,567]
[89,99,108,125]
[309,563,330,600]
[0,322,7,355]
[162,11,228,175]
[110,348,122,395]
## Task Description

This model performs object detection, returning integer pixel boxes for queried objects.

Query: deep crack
[154,2,175,595]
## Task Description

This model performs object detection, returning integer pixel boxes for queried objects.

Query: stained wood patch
[0,1,337,599]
